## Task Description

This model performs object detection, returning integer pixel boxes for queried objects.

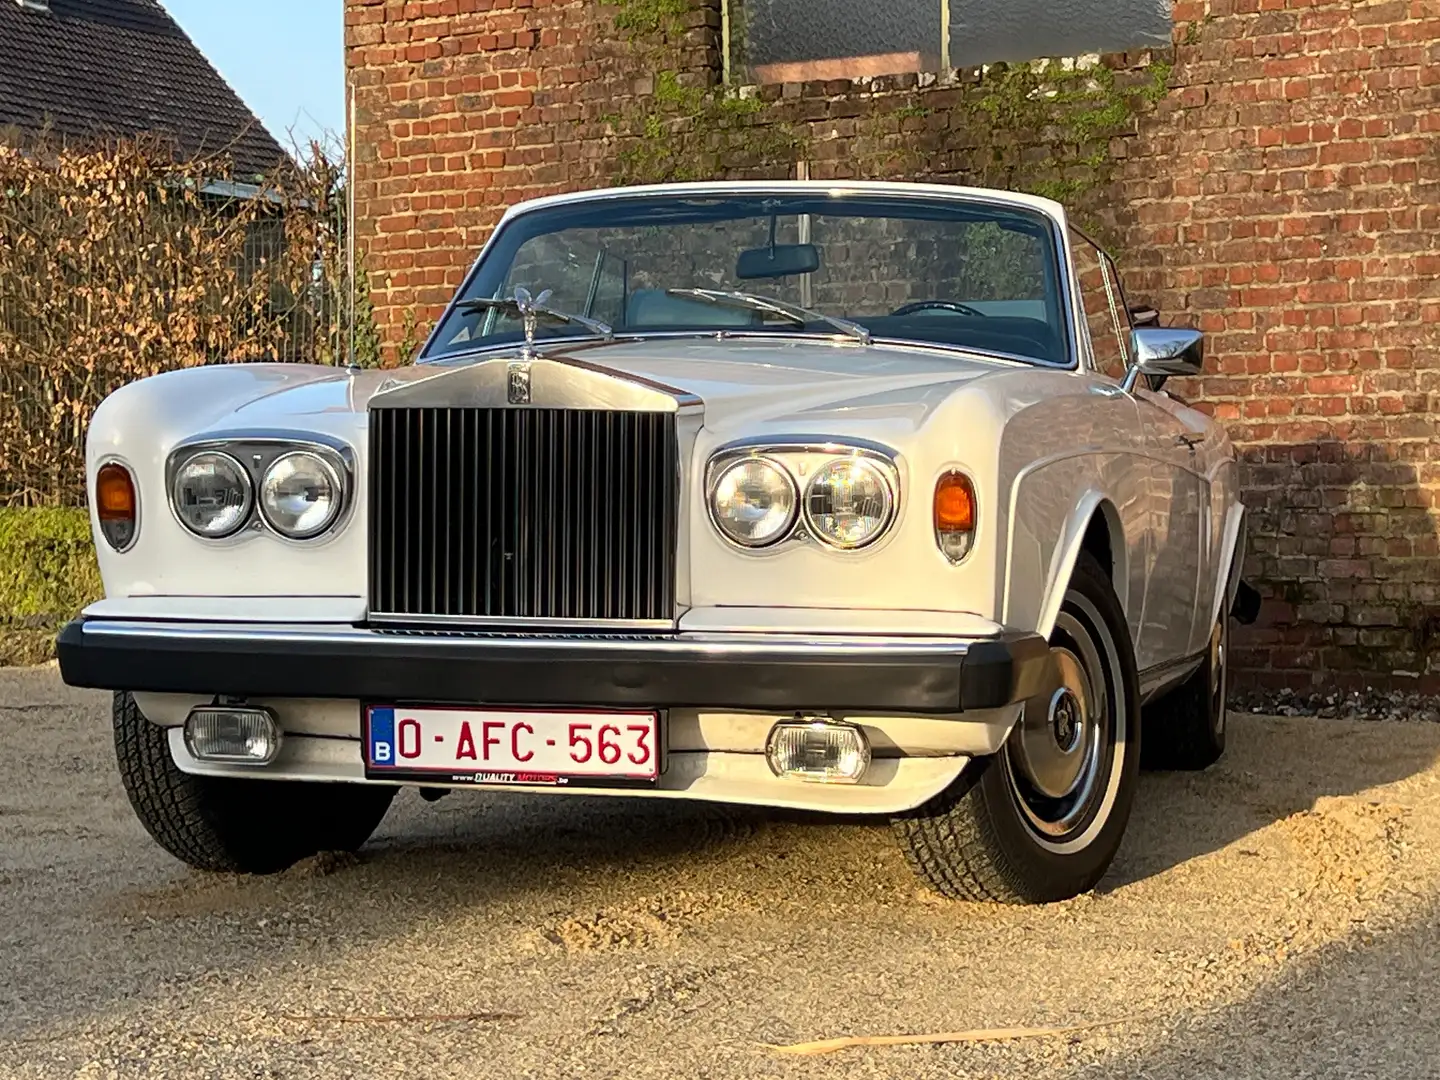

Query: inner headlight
[259,451,342,539]
[805,458,895,549]
[710,458,797,547]
[172,452,252,538]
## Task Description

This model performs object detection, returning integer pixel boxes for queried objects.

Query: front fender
[1032,493,1123,642]
[1000,450,1142,644]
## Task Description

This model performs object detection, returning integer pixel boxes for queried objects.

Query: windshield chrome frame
[418,183,1081,371]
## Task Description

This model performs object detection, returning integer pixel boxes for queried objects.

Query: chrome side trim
[76,619,979,656]
[1137,651,1206,705]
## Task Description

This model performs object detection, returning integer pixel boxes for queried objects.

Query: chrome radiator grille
[368,408,678,624]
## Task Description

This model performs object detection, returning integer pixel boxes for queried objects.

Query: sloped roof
[0,0,288,179]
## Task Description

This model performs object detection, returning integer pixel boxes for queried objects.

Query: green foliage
[608,1,803,184]
[1142,60,1174,104]
[614,84,802,183]
[606,3,1170,218]
[395,308,422,364]
[972,58,1167,207]
[349,251,385,368]
[614,0,688,36]
[0,507,102,664]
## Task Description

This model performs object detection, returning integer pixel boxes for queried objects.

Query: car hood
[222,337,1014,444]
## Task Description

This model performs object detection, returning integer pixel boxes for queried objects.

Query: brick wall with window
[345,0,1440,691]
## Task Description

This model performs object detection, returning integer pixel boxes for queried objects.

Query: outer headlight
[259,451,342,539]
[172,452,252,538]
[804,458,896,549]
[710,457,798,547]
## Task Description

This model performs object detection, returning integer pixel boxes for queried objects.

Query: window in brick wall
[732,0,1171,84]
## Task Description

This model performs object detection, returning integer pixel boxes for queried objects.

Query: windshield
[424,192,1071,366]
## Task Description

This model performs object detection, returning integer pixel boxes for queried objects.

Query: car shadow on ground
[1089,904,1440,1077]
[1103,710,1440,891]
[1098,432,1440,887]
[345,709,1439,902]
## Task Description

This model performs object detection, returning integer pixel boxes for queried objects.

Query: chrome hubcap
[1003,600,1125,848]
[1012,651,1094,800]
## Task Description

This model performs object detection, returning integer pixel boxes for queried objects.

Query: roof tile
[0,0,290,178]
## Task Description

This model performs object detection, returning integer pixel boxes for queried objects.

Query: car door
[1070,233,1208,671]
[1133,385,1213,659]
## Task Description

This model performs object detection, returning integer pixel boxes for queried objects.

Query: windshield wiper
[665,288,872,345]
[459,286,614,339]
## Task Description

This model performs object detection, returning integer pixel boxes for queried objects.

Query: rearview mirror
[736,243,820,280]
[1121,327,1204,392]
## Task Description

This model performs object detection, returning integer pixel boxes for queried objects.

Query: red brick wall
[344,0,719,350]
[346,0,1440,690]
[1119,0,1440,691]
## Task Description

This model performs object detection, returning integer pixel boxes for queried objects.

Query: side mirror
[1120,327,1204,392]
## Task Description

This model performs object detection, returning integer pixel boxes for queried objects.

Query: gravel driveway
[3,666,1439,1079]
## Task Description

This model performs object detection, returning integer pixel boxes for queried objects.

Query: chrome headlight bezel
[707,455,800,549]
[802,456,897,550]
[705,438,902,554]
[259,450,345,540]
[170,450,254,540]
[166,434,354,544]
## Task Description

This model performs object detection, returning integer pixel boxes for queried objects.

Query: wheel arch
[1210,500,1248,630]
[1034,494,1128,642]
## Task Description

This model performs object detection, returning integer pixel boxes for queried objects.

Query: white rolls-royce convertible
[59,180,1253,904]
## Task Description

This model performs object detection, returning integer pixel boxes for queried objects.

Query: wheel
[113,692,396,874]
[1141,608,1228,771]
[892,552,1141,903]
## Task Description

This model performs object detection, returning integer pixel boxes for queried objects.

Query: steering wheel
[889,300,989,318]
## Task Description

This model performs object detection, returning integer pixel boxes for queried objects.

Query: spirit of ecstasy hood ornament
[512,285,548,361]
[458,285,615,363]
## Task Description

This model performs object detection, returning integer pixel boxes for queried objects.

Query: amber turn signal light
[95,462,138,552]
[934,471,975,563]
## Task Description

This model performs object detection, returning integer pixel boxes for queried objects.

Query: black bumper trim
[56,619,1051,714]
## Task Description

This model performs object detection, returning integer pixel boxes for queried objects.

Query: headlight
[260,451,342,539]
[804,458,895,549]
[172,452,252,538]
[710,457,798,547]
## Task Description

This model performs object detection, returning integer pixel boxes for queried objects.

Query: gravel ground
[1232,684,1440,723]
[3,666,1440,1079]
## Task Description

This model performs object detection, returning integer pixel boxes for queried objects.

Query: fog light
[766,719,870,784]
[184,706,281,764]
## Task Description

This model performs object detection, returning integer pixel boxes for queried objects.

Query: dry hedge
[0,136,374,507]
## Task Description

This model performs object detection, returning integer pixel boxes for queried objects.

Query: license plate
[363,706,660,786]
